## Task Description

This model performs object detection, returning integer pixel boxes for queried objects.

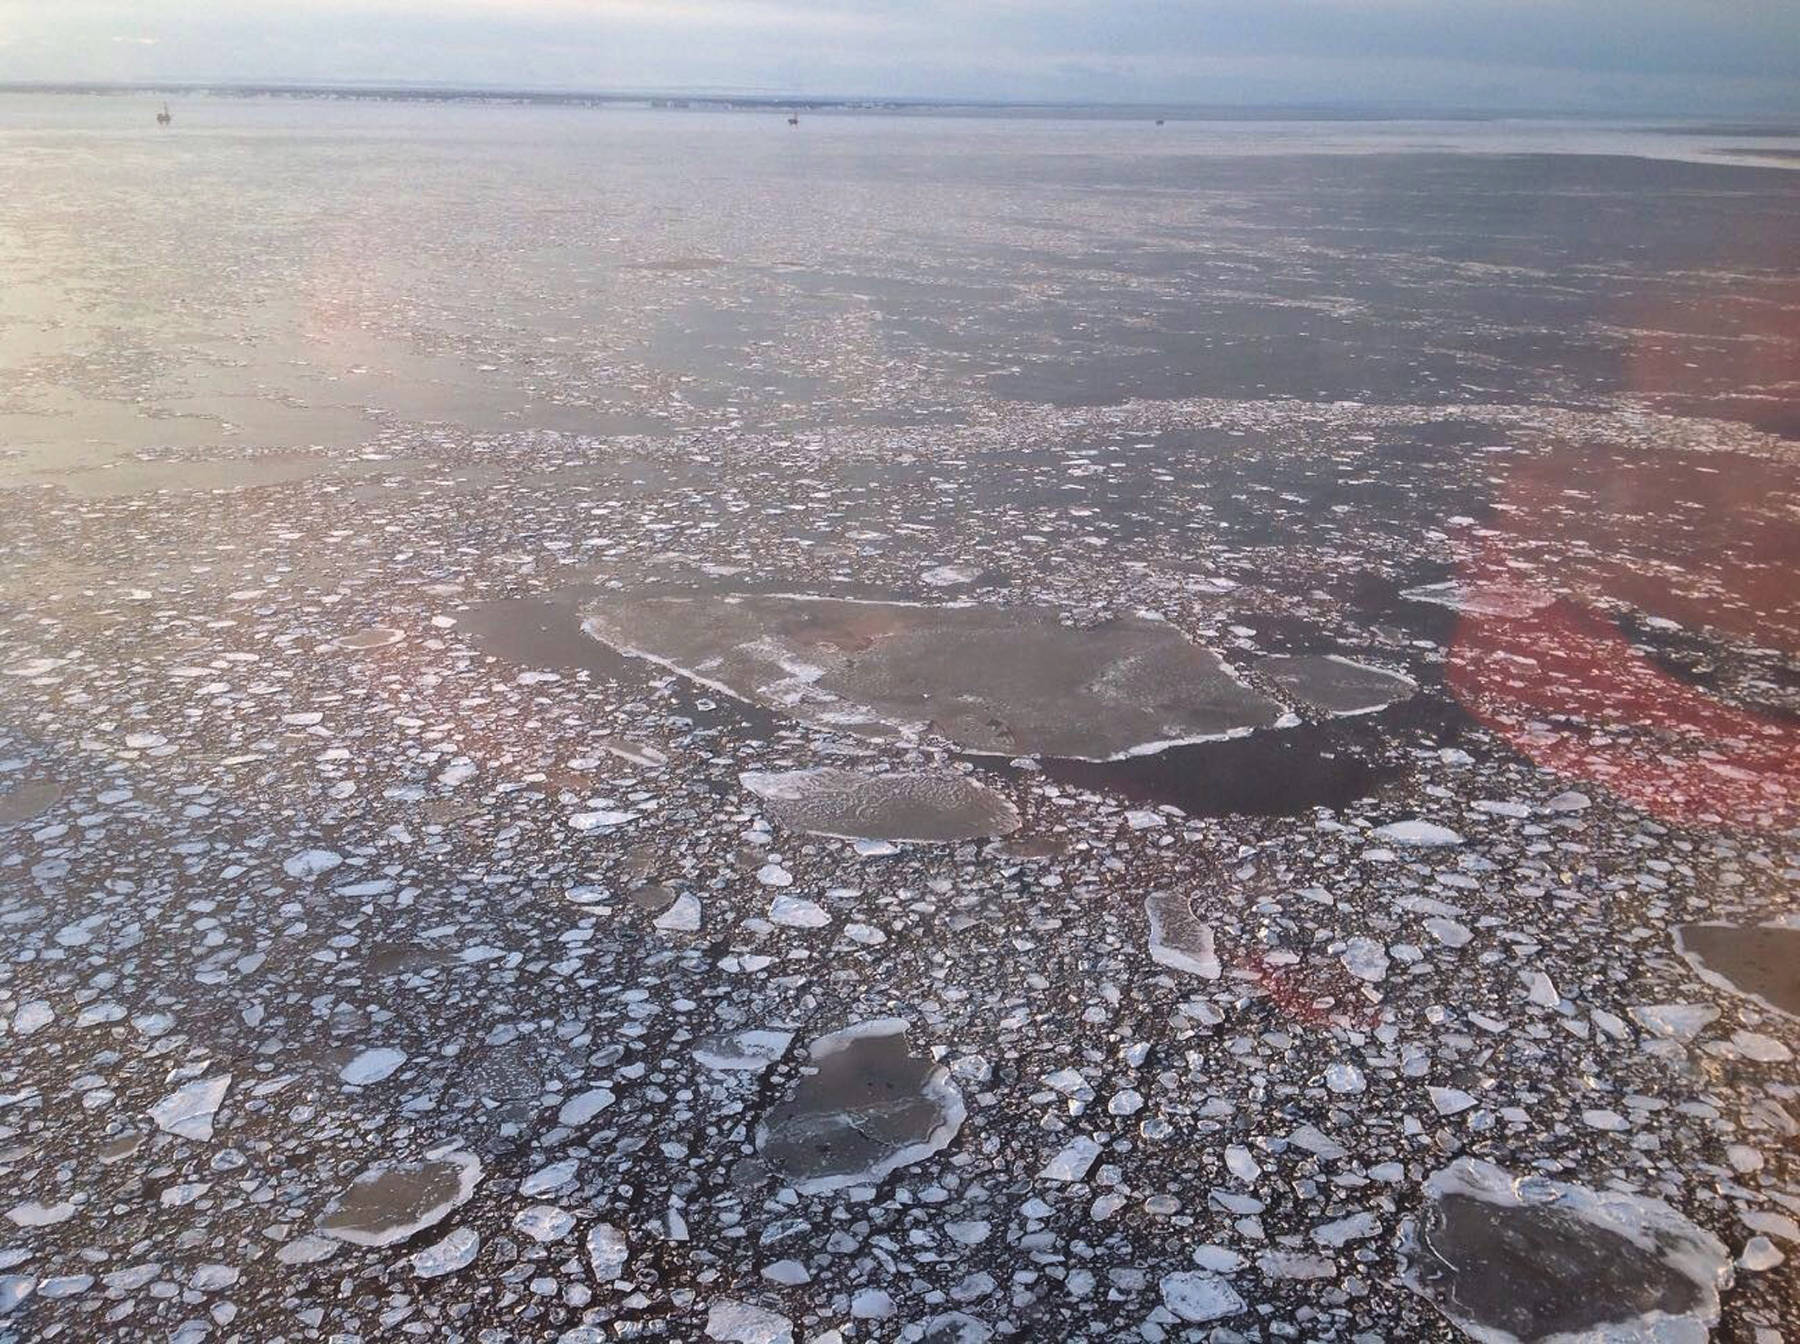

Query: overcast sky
[2,0,1796,113]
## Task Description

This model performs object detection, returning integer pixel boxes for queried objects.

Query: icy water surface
[0,95,1797,1342]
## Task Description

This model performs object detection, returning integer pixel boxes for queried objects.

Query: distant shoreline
[6,81,1796,128]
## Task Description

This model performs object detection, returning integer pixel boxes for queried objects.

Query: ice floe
[756,1019,965,1194]
[581,594,1280,760]
[741,767,1020,842]
[1402,1158,1732,1344]
[318,1149,482,1247]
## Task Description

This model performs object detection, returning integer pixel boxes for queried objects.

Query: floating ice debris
[705,1298,794,1344]
[1724,1030,1791,1063]
[319,1150,482,1247]
[922,1313,994,1344]
[768,893,829,928]
[283,849,342,880]
[587,1222,628,1280]
[521,1159,579,1196]
[12,1000,53,1035]
[557,1087,616,1125]
[149,1075,231,1140]
[514,1205,576,1242]
[756,1019,965,1194]
[1144,892,1220,979]
[741,768,1020,843]
[1425,917,1473,948]
[695,1029,794,1073]
[1254,654,1415,716]
[1340,937,1390,983]
[1740,1236,1783,1272]
[1628,1003,1720,1043]
[1315,1211,1382,1246]
[1674,923,1800,1019]
[411,1227,479,1278]
[7,1200,76,1227]
[1371,819,1463,847]
[1039,1135,1102,1183]
[340,1047,407,1085]
[1401,579,1553,618]
[569,809,635,832]
[336,627,404,650]
[921,564,981,586]
[653,892,702,932]
[1403,1158,1731,1344]
[1259,1251,1336,1280]
[761,1258,810,1285]
[189,1264,238,1291]
[1429,1087,1478,1116]
[755,863,793,888]
[274,1236,337,1266]
[580,595,1280,760]
[1325,1063,1367,1094]
[1743,1211,1799,1243]
[851,1288,895,1318]
[1159,1270,1246,1323]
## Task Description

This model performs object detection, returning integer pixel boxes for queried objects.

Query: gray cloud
[1,0,1795,113]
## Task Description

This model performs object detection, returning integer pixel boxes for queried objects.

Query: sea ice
[756,1019,965,1194]
[1159,1270,1246,1323]
[1402,1158,1731,1344]
[149,1075,231,1140]
[1144,892,1220,979]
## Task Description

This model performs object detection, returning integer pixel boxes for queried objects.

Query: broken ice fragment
[768,893,828,928]
[1254,654,1414,716]
[1314,1212,1381,1247]
[1371,820,1463,847]
[1039,1135,1102,1183]
[653,892,702,932]
[340,1048,407,1085]
[705,1298,794,1344]
[1144,892,1220,979]
[694,1029,794,1073]
[741,768,1020,843]
[514,1205,576,1242]
[7,1200,76,1227]
[283,849,342,879]
[587,1222,628,1280]
[149,1075,231,1140]
[1628,1003,1719,1043]
[411,1227,479,1278]
[570,810,635,832]
[1324,1063,1366,1094]
[756,1019,965,1195]
[1159,1270,1246,1323]
[1428,1087,1479,1116]
[1403,1158,1731,1344]
[319,1149,482,1247]
[521,1159,579,1196]
[336,627,403,650]
[1340,937,1390,984]
[557,1087,616,1125]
